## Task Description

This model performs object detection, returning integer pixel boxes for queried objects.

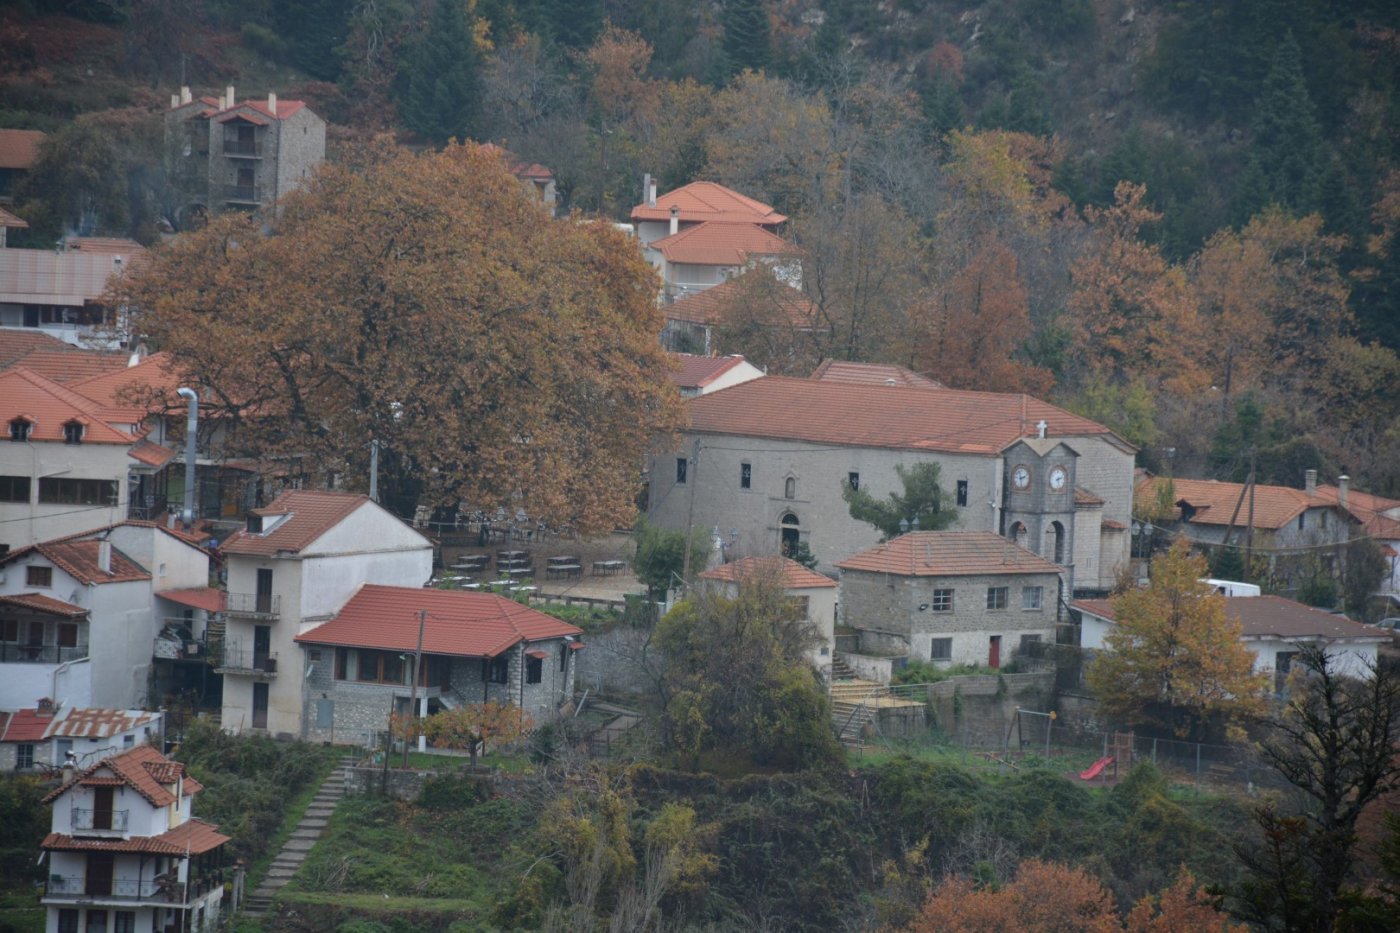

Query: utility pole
[1245,446,1256,575]
[369,439,379,503]
[403,609,426,768]
[680,439,701,587]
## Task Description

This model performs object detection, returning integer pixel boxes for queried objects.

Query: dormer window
[63,421,84,444]
[246,514,264,533]
[9,418,31,442]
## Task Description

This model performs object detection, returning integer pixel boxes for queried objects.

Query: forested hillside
[4,0,1400,493]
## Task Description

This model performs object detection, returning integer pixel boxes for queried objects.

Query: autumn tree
[655,569,840,770]
[1086,540,1268,738]
[111,141,684,527]
[712,265,823,375]
[419,701,532,768]
[1237,644,1400,932]
[843,462,957,541]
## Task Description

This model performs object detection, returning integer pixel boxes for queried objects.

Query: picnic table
[546,555,583,579]
[453,554,490,571]
[592,559,627,576]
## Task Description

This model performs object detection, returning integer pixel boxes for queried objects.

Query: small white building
[40,744,229,933]
[0,703,162,772]
[668,353,764,398]
[1073,594,1387,688]
[216,490,433,737]
[698,555,838,677]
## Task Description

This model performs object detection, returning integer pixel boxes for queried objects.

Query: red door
[988,636,1001,669]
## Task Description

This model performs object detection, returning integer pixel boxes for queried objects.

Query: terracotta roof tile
[1073,594,1386,642]
[837,531,1063,577]
[0,538,148,585]
[0,708,58,742]
[220,490,378,556]
[296,584,582,658]
[0,330,74,368]
[157,587,227,613]
[700,555,836,589]
[3,349,129,384]
[47,708,158,740]
[68,352,181,415]
[810,360,944,389]
[685,376,1117,455]
[665,273,816,328]
[43,818,228,855]
[43,744,181,806]
[0,205,29,228]
[1138,476,1325,530]
[670,354,751,390]
[0,593,88,618]
[0,368,137,444]
[1074,487,1105,506]
[648,221,793,266]
[0,129,45,170]
[631,181,786,226]
[129,438,176,467]
[1310,484,1400,526]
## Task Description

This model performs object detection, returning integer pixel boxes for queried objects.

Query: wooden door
[255,568,273,614]
[85,852,113,896]
[988,635,1001,669]
[252,682,269,729]
[92,785,114,830]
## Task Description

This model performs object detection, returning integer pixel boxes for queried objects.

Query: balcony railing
[225,592,279,619]
[45,875,170,901]
[0,644,88,664]
[222,139,263,157]
[215,651,278,678]
[71,808,129,833]
[223,184,264,204]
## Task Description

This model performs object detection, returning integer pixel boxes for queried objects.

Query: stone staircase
[241,755,357,919]
[830,679,882,746]
[829,654,857,681]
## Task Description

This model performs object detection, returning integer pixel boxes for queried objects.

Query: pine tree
[721,0,771,79]
[1250,32,1325,213]
[398,0,481,145]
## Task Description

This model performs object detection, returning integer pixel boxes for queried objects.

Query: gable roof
[0,205,29,229]
[1310,484,1400,539]
[215,98,309,123]
[700,555,836,589]
[837,531,1064,577]
[1,349,129,384]
[1073,594,1386,643]
[0,538,149,584]
[296,584,582,658]
[43,818,228,856]
[0,368,136,444]
[0,593,88,618]
[0,329,75,368]
[670,354,757,391]
[685,376,1120,455]
[46,707,159,740]
[0,708,58,742]
[810,360,945,389]
[68,352,181,421]
[631,181,787,226]
[1138,475,1337,530]
[0,129,45,171]
[220,490,374,557]
[43,744,192,806]
[664,272,816,328]
[0,241,147,306]
[647,221,793,266]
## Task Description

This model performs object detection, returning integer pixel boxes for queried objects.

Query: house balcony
[222,139,263,158]
[0,644,88,664]
[71,808,129,834]
[225,592,279,620]
[154,625,209,662]
[43,875,179,904]
[214,651,278,679]
[222,184,264,205]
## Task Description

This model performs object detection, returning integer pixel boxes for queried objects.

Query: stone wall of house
[572,625,664,698]
[920,672,1056,747]
[1073,439,1136,589]
[273,107,326,201]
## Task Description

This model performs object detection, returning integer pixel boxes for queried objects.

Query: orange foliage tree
[420,701,533,767]
[111,140,683,527]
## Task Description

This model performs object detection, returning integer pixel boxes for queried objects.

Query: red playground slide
[1079,756,1114,781]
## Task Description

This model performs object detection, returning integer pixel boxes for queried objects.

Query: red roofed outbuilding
[699,556,838,676]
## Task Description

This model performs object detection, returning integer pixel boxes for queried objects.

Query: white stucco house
[0,703,162,772]
[1073,594,1387,688]
[215,490,433,737]
[0,522,212,711]
[669,353,765,398]
[698,555,838,677]
[40,744,229,933]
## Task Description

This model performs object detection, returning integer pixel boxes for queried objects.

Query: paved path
[241,755,356,919]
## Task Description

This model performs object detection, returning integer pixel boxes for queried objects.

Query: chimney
[61,750,76,786]
[98,540,112,575]
[217,95,226,110]
[226,85,236,107]
[267,90,277,113]
[643,173,653,206]
[171,93,180,109]
[1305,469,1317,494]
[180,86,191,104]
[1338,475,1350,513]
[650,179,657,206]
[36,697,54,717]
[669,205,679,236]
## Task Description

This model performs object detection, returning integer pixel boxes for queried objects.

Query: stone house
[698,555,838,677]
[836,531,1063,670]
[40,744,229,933]
[648,373,1135,595]
[164,85,325,225]
[295,585,583,747]
[0,522,212,710]
[1074,594,1387,689]
[0,704,162,772]
[216,490,433,737]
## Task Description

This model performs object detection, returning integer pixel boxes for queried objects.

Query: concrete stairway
[241,755,357,919]
[830,680,882,746]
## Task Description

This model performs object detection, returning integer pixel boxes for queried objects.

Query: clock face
[1012,466,1030,490]
[1049,466,1068,491]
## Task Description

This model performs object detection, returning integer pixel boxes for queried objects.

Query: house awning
[567,642,585,651]
[525,650,549,660]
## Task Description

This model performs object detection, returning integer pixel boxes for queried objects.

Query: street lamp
[1132,521,1155,580]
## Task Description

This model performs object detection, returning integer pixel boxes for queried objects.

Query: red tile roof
[1074,488,1105,506]
[648,221,793,266]
[476,143,554,181]
[700,555,836,589]
[0,708,58,742]
[3,349,130,384]
[0,129,45,171]
[669,354,753,390]
[685,376,1119,455]
[810,360,945,389]
[0,205,29,228]
[68,352,181,420]
[0,368,137,444]
[1073,595,1386,643]
[157,587,227,613]
[47,708,158,740]
[1138,476,1325,530]
[837,531,1063,577]
[296,584,582,658]
[220,490,376,556]
[664,273,817,328]
[631,181,787,226]
[0,538,149,585]
[0,330,74,368]
[43,818,228,855]
[129,438,176,467]
[0,593,88,617]
[43,744,187,806]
